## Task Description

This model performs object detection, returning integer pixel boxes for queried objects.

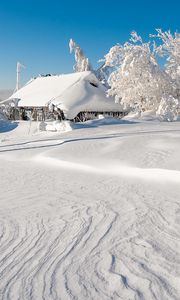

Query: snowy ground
[0,119,180,300]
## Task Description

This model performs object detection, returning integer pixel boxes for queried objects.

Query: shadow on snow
[0,121,19,133]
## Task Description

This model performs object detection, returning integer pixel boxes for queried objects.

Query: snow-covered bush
[156,95,179,121]
[0,99,19,120]
[0,104,10,119]
[0,110,7,121]
[0,109,9,131]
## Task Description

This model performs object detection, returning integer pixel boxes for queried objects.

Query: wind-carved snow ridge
[36,154,180,183]
[0,121,180,299]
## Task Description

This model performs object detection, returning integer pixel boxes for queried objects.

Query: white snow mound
[45,120,73,132]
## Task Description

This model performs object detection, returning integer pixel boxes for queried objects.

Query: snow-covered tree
[103,45,123,68]
[97,32,142,85]
[96,45,123,85]
[107,32,173,112]
[156,95,179,121]
[152,29,180,99]
[69,39,92,72]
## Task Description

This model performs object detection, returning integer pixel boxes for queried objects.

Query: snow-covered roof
[7,71,123,119]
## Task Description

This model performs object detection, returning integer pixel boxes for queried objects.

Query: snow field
[0,120,180,299]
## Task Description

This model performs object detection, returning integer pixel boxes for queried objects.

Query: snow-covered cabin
[3,71,124,121]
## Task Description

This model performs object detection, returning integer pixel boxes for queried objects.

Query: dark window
[89,82,98,88]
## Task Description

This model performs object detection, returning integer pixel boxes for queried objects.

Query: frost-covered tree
[107,32,173,112]
[97,33,143,85]
[96,45,123,85]
[103,45,123,68]
[156,95,179,121]
[69,39,92,72]
[152,29,180,99]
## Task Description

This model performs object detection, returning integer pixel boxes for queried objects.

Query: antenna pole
[15,62,25,91]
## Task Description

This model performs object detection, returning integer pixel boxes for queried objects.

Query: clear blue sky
[0,0,179,89]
